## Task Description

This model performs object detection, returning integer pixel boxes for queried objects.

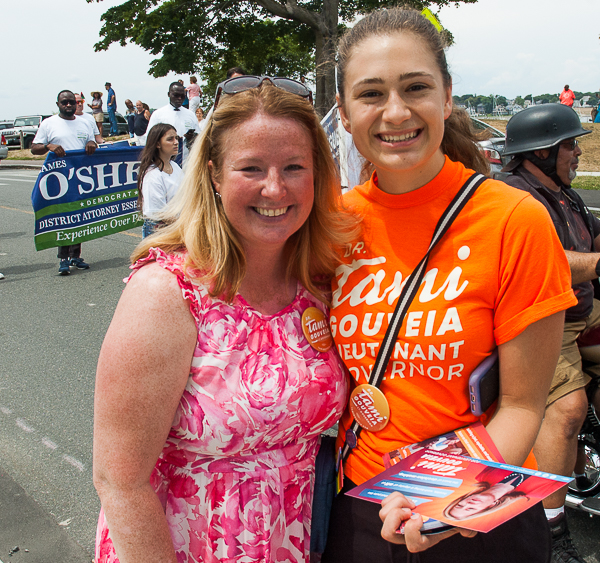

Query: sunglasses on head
[560,139,578,151]
[213,76,313,108]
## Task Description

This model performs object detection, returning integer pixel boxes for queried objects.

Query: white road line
[42,437,58,450]
[16,418,35,432]
[0,408,87,472]
[62,455,85,472]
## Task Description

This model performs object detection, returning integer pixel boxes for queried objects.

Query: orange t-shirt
[332,157,577,485]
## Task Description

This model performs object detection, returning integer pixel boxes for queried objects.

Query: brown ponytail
[442,107,490,175]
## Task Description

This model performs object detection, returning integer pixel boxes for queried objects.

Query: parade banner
[31,145,143,251]
[320,104,365,191]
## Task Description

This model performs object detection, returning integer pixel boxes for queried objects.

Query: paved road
[575,188,600,210]
[0,168,599,562]
[0,168,141,560]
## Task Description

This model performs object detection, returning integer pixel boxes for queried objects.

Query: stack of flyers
[347,448,572,533]
[383,422,504,468]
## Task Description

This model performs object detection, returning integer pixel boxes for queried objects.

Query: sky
[2,0,599,120]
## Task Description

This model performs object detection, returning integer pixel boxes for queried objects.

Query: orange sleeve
[493,195,576,345]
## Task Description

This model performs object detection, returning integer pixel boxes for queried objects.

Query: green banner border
[34,212,143,251]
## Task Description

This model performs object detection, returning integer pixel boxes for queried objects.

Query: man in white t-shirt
[146,82,200,164]
[75,93,103,144]
[32,90,97,276]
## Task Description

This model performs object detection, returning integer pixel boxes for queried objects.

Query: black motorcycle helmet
[503,103,591,187]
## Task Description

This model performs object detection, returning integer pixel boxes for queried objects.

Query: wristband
[595,257,600,278]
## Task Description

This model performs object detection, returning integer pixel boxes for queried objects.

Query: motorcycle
[564,337,600,516]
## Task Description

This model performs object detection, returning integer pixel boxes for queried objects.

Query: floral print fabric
[95,248,348,563]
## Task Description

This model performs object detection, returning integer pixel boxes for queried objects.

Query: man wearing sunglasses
[32,90,97,275]
[146,81,200,164]
[502,103,596,563]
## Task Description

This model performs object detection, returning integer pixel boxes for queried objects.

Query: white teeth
[255,207,288,217]
[380,131,418,142]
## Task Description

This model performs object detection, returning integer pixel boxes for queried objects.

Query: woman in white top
[137,123,184,238]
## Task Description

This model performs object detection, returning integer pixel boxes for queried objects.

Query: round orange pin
[302,307,333,352]
[349,384,390,432]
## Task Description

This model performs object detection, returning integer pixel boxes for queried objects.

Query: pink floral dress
[95,248,349,563]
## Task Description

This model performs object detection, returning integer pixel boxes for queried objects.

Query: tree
[87,0,479,116]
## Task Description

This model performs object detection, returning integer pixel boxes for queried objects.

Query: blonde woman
[93,78,357,563]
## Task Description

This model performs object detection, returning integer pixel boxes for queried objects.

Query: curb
[0,467,92,563]
[0,162,43,170]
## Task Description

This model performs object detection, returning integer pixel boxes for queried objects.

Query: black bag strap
[341,172,487,463]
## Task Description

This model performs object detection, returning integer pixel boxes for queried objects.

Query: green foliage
[88,0,475,82]
[201,19,315,100]
[89,0,314,99]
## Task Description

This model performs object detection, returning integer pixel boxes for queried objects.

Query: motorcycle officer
[503,103,600,563]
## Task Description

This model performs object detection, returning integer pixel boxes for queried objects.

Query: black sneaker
[70,257,89,270]
[549,513,585,563]
[58,259,71,276]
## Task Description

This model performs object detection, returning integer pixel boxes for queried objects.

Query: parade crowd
[12,8,600,563]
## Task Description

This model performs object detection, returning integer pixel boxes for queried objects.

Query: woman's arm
[380,312,564,549]
[486,310,564,466]
[93,263,197,563]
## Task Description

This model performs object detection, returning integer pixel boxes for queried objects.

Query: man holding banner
[32,89,98,275]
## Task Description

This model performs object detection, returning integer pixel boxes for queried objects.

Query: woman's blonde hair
[131,83,358,303]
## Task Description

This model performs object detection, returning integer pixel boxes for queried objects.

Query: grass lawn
[572,176,600,190]
[4,135,130,160]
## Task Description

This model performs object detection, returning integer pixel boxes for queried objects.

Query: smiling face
[209,113,315,255]
[338,32,452,193]
[448,491,498,520]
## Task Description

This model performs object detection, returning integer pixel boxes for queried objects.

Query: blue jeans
[107,107,118,136]
[142,219,158,239]
[125,113,135,137]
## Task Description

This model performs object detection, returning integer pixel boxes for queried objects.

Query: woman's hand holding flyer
[379,492,478,551]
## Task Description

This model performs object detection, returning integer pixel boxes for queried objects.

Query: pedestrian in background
[136,123,183,238]
[88,91,104,128]
[178,79,189,108]
[134,100,150,146]
[186,76,202,115]
[124,99,136,138]
[559,84,576,107]
[226,66,247,79]
[31,90,97,275]
[105,82,118,136]
[146,82,200,163]
[75,93,103,144]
